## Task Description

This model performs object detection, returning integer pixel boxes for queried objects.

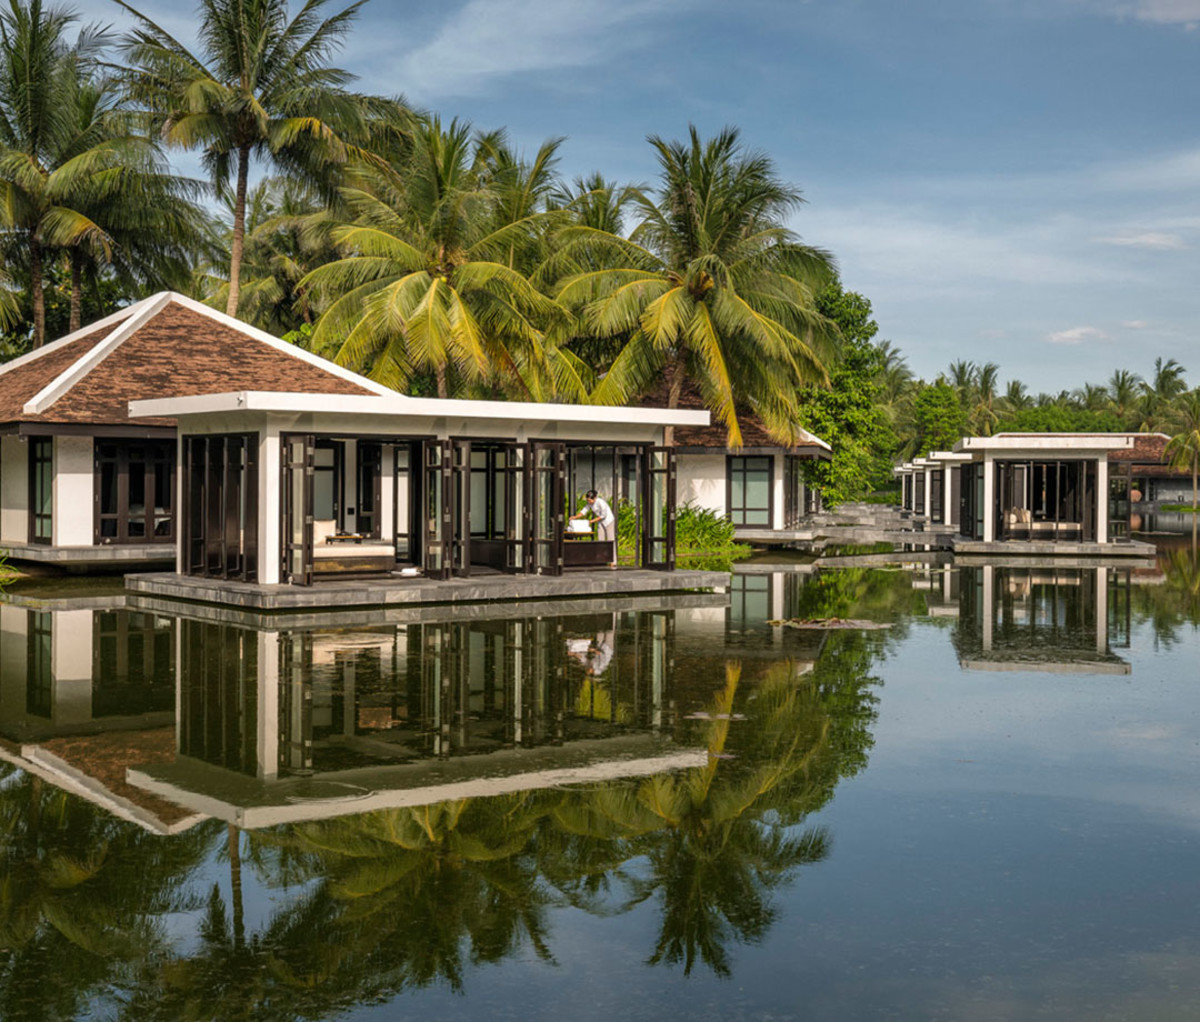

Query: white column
[53,435,94,546]
[982,454,996,542]
[0,435,28,544]
[343,439,358,533]
[1094,567,1108,653]
[772,455,784,530]
[259,425,281,584]
[923,469,933,518]
[944,467,955,526]
[1096,457,1109,543]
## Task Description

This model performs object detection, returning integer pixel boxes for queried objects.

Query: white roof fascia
[955,434,1134,454]
[161,291,400,399]
[22,294,173,414]
[0,298,149,380]
[128,390,712,428]
[927,450,973,463]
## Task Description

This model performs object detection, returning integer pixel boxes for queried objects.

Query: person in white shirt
[570,489,617,568]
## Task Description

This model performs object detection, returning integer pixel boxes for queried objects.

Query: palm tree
[969,361,1000,436]
[0,0,118,345]
[553,126,837,447]
[1002,379,1031,413]
[1107,368,1142,424]
[303,116,576,399]
[1166,390,1200,511]
[1139,356,1188,428]
[117,0,383,318]
[203,175,334,337]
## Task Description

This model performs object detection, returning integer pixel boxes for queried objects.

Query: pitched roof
[640,380,830,452]
[1107,432,1170,464]
[0,292,385,428]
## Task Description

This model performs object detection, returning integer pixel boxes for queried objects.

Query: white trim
[0,302,142,379]
[129,389,712,427]
[954,434,1135,454]
[23,294,173,414]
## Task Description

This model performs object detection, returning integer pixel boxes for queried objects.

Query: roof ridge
[0,300,146,380]
[22,294,173,416]
[155,291,401,400]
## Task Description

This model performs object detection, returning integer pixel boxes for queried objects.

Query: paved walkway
[125,567,731,612]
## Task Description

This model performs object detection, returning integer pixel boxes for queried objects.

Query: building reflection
[954,565,1132,674]
[175,609,679,782]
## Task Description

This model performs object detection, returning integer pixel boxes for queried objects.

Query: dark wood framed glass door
[282,434,315,585]
[356,442,383,538]
[452,440,471,577]
[28,436,53,544]
[643,446,676,570]
[529,442,565,575]
[503,443,529,573]
[423,439,452,580]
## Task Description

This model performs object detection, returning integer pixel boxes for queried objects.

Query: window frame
[726,454,774,528]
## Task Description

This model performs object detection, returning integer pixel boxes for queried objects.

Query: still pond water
[1,545,1199,1021]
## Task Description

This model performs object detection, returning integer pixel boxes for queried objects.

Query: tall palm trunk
[436,362,448,399]
[30,235,45,348]
[226,144,251,318]
[69,250,82,334]
[663,352,683,447]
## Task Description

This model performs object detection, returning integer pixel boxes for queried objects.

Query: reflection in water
[0,576,886,1016]
[953,566,1132,673]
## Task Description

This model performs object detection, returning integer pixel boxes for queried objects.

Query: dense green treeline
[0,0,1195,502]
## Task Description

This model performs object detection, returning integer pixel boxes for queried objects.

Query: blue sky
[78,0,1200,394]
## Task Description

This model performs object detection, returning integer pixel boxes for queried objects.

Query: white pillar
[923,469,933,518]
[944,467,955,526]
[1094,567,1108,653]
[982,454,995,542]
[259,425,281,584]
[1096,457,1109,543]
[0,435,28,544]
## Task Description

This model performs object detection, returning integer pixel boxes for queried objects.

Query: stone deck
[125,567,730,613]
[948,536,1157,559]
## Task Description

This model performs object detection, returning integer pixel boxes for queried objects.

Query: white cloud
[393,0,674,98]
[1072,0,1200,25]
[1095,230,1187,249]
[1046,326,1107,345]
[1122,319,1150,328]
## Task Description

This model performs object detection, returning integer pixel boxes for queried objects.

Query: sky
[74,0,1200,394]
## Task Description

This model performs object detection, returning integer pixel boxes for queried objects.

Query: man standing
[570,489,617,568]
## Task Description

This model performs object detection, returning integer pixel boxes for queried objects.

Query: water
[1,547,1199,1021]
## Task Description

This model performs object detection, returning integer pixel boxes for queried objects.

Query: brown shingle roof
[0,319,130,424]
[0,296,376,428]
[1108,433,1170,464]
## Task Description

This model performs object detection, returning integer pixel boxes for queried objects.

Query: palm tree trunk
[663,353,683,447]
[226,144,251,318]
[436,362,448,399]
[30,236,45,348]
[69,251,82,335]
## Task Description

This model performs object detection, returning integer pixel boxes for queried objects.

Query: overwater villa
[896,451,971,528]
[896,433,1157,556]
[0,293,757,600]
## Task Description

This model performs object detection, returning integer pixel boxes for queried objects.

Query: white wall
[0,603,27,722]
[677,453,727,517]
[0,435,27,544]
[54,435,94,546]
